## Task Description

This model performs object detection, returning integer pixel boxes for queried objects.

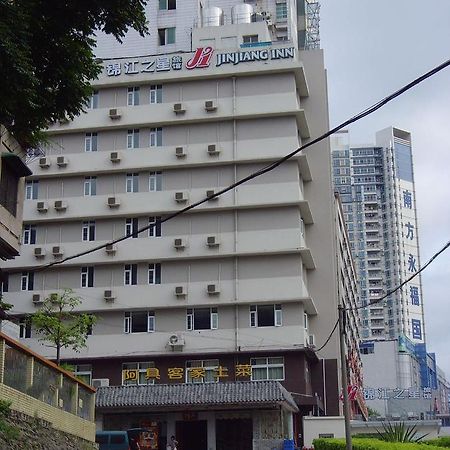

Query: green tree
[0,0,148,147]
[31,289,96,366]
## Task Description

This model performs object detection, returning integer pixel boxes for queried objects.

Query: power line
[347,239,450,312]
[6,56,448,275]
[314,318,339,353]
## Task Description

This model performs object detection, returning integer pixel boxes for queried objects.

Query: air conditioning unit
[205,100,217,112]
[109,108,121,119]
[32,294,42,304]
[52,246,64,257]
[36,201,48,213]
[34,247,46,258]
[105,244,117,254]
[104,290,115,301]
[206,189,218,201]
[107,197,120,208]
[110,151,121,163]
[174,238,185,249]
[173,103,186,114]
[54,200,67,211]
[56,156,68,167]
[207,144,220,155]
[168,334,185,348]
[308,334,316,348]
[175,285,186,297]
[174,191,188,203]
[206,235,219,247]
[92,378,110,388]
[175,146,186,158]
[39,157,51,168]
[207,284,220,295]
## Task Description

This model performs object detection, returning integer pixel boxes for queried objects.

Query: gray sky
[320,0,450,378]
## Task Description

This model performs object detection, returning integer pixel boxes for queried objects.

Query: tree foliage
[31,289,96,365]
[0,0,148,147]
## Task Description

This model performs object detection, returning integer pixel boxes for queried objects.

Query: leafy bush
[424,438,450,448]
[377,422,428,443]
[0,400,12,418]
[0,419,20,442]
[313,438,445,450]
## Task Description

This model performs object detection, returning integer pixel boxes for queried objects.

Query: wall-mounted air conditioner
[207,284,220,295]
[174,238,185,250]
[54,200,67,211]
[173,103,186,114]
[56,156,68,167]
[32,294,42,304]
[174,191,188,203]
[207,144,220,155]
[34,247,45,258]
[109,108,121,119]
[168,334,185,348]
[308,334,316,348]
[174,286,186,297]
[39,157,51,168]
[104,290,115,301]
[110,151,121,163]
[107,197,120,208]
[36,201,48,213]
[206,235,219,247]
[205,100,217,112]
[206,189,218,201]
[175,146,186,158]
[92,378,110,388]
[52,246,63,257]
[105,244,117,254]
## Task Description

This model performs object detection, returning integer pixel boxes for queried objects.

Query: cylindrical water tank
[231,4,253,24]
[202,7,223,27]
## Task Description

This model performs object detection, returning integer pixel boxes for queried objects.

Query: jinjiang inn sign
[105,46,295,76]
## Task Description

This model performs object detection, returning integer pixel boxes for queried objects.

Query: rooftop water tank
[202,7,224,27]
[231,4,253,24]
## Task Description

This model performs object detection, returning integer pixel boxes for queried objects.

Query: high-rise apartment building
[332,128,425,344]
[3,1,364,447]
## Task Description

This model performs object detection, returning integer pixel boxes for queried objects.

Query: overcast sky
[320,0,450,378]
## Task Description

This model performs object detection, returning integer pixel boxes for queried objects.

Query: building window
[25,180,39,200]
[74,364,92,385]
[1,274,9,293]
[276,3,288,21]
[22,224,37,245]
[124,311,155,334]
[125,218,139,239]
[150,85,163,104]
[122,362,156,386]
[149,171,162,191]
[127,86,140,106]
[186,308,218,331]
[0,158,20,216]
[127,129,140,149]
[126,173,139,193]
[243,35,258,44]
[251,357,284,381]
[82,220,96,242]
[81,266,94,288]
[186,359,219,383]
[21,272,34,291]
[148,216,162,237]
[159,0,176,10]
[84,176,97,196]
[124,264,138,285]
[150,127,163,147]
[19,318,32,339]
[86,91,98,109]
[85,132,98,152]
[158,27,176,45]
[249,304,282,327]
[148,263,161,285]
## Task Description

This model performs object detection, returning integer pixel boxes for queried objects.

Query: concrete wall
[303,416,345,448]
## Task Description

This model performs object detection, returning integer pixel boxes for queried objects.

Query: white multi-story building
[3,1,364,447]
[332,128,425,344]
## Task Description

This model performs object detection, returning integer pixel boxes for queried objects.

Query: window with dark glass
[124,264,138,285]
[186,308,218,331]
[250,304,282,327]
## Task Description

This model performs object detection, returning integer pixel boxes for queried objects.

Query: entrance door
[175,420,207,450]
[216,418,252,450]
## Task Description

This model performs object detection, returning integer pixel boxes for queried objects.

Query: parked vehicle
[95,431,131,450]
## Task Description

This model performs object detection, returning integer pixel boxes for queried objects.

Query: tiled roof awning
[96,380,298,412]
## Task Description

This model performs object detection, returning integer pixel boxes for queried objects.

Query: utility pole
[338,304,352,450]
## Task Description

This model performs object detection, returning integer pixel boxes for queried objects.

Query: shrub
[377,422,428,443]
[424,438,450,448]
[313,438,445,450]
[0,400,12,418]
